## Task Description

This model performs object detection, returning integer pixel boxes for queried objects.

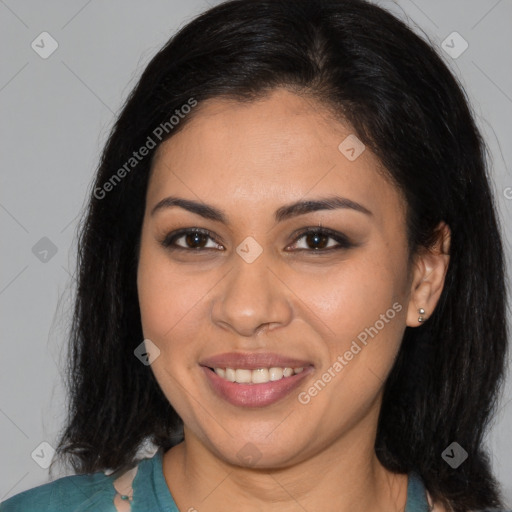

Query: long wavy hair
[51,1,509,510]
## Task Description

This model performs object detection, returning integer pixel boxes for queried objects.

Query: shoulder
[427,491,512,512]
[0,470,116,512]
[427,491,449,512]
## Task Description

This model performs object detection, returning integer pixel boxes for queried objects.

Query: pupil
[186,232,207,248]
[307,232,327,249]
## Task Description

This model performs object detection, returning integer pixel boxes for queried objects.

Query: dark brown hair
[52,1,509,510]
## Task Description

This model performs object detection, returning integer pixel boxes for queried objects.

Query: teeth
[214,368,226,379]
[225,368,236,382]
[213,366,305,384]
[269,367,283,381]
[252,368,269,384]
[235,369,252,383]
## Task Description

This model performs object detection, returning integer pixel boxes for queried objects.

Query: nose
[210,251,293,337]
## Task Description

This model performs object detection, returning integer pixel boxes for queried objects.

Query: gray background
[1,0,511,505]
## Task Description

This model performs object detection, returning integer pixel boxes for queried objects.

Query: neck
[162,420,408,512]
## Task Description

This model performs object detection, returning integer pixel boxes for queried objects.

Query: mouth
[199,352,314,408]
[207,366,306,384]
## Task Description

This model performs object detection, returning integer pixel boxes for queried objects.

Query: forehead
[148,89,406,226]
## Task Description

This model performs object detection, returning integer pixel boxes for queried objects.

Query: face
[137,88,414,468]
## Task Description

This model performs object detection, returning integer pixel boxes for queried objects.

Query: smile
[202,365,313,408]
[210,366,304,384]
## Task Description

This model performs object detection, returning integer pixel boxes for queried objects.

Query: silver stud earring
[418,308,425,323]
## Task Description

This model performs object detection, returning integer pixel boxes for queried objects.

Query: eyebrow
[150,195,372,224]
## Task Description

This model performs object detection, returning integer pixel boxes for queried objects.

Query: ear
[406,221,451,327]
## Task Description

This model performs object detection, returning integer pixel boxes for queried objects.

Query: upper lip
[200,352,313,370]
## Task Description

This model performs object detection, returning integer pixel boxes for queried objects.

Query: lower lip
[201,366,313,408]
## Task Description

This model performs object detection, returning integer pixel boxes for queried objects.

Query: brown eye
[288,228,354,252]
[161,228,223,251]
[161,227,353,253]
[304,232,330,250]
[184,231,208,249]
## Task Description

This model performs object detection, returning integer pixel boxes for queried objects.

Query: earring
[418,308,425,323]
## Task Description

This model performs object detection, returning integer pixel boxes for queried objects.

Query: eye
[160,227,354,253]
[287,227,354,252]
[160,228,224,251]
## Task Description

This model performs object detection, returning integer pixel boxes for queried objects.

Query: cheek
[137,237,192,345]
[311,250,408,379]
[136,243,201,408]
[136,239,218,359]
[317,256,400,328]
[137,252,173,340]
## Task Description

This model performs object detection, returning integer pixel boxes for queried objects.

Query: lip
[200,364,314,409]
[199,352,313,370]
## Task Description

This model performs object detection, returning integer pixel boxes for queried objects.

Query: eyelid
[160,225,354,252]
[160,227,224,249]
[285,226,353,251]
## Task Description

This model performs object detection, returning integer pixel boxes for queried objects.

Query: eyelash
[160,226,354,253]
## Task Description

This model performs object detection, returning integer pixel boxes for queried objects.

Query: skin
[137,88,451,512]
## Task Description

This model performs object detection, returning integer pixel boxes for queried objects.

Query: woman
[1,0,509,511]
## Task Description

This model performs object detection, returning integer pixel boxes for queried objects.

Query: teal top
[0,449,458,511]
